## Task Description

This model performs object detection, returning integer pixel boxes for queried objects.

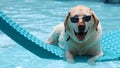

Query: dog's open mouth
[74,30,88,41]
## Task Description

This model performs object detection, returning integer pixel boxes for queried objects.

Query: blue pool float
[0,11,120,61]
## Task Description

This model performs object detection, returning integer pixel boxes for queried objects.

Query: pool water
[0,0,120,68]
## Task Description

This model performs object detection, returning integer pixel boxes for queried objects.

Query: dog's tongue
[76,32,85,41]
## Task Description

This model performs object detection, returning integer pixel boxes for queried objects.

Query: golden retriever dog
[46,5,103,65]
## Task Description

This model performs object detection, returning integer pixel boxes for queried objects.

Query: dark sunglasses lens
[83,16,91,22]
[70,17,79,23]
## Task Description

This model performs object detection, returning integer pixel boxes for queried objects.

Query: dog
[46,5,103,65]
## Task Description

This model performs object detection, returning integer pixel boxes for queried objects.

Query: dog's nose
[78,25,85,32]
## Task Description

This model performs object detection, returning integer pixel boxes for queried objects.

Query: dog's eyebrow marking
[73,15,78,17]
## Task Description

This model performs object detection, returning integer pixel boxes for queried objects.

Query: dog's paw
[87,59,96,65]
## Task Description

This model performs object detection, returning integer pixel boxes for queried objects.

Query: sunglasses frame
[70,15,91,23]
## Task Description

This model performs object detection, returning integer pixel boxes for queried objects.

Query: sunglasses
[70,15,91,23]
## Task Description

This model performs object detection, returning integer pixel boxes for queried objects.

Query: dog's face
[64,6,99,41]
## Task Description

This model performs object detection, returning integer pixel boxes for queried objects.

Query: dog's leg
[66,51,75,63]
[46,23,64,44]
[46,32,59,44]
[46,27,60,44]
[87,52,103,65]
[86,43,103,65]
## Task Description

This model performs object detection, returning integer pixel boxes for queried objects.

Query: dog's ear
[64,12,70,31]
[90,9,99,31]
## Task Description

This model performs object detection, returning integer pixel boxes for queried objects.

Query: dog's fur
[46,5,103,65]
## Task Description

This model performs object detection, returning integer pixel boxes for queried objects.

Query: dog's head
[64,6,99,41]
